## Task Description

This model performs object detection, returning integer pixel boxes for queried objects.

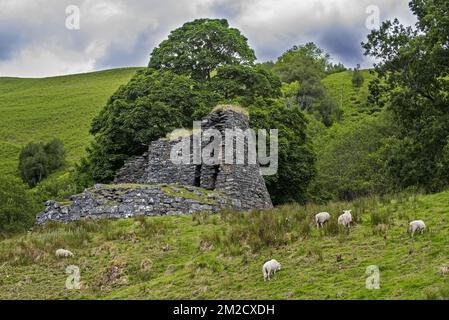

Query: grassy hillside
[0,68,141,176]
[1,189,448,300]
[323,70,376,122]
[0,68,372,178]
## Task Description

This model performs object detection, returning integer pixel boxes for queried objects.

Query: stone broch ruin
[36,106,273,225]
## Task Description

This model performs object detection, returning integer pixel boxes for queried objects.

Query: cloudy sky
[0,0,416,78]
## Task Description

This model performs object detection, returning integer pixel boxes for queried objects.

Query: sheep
[440,266,449,275]
[56,249,74,258]
[263,259,281,281]
[338,210,353,229]
[315,212,331,228]
[409,220,426,237]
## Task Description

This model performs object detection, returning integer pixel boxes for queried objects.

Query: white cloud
[0,0,415,77]
[226,0,415,64]
[0,46,96,78]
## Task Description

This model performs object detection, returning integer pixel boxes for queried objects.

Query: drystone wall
[36,107,274,225]
[36,184,231,225]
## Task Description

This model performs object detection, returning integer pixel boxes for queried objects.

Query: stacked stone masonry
[36,107,273,225]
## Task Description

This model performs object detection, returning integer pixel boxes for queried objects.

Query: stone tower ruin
[114,106,273,210]
[37,106,273,225]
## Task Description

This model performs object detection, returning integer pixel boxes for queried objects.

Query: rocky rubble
[36,184,231,225]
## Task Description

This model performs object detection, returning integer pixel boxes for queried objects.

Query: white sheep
[263,259,281,281]
[409,220,426,237]
[338,210,353,228]
[55,249,74,258]
[315,212,331,228]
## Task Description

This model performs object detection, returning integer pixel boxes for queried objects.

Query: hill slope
[322,69,376,122]
[0,68,373,178]
[0,68,141,176]
[1,190,448,300]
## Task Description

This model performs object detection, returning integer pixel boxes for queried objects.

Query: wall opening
[194,165,202,187]
[211,165,220,190]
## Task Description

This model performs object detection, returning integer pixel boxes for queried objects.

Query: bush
[352,68,365,88]
[19,139,66,187]
[19,143,48,188]
[312,113,395,201]
[32,172,80,203]
[0,176,41,236]
[44,139,66,171]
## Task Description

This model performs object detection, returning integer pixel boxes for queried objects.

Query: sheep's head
[343,210,352,215]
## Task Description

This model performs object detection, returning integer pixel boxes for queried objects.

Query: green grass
[1,67,447,300]
[322,70,376,122]
[0,67,372,178]
[0,68,141,176]
[1,190,449,300]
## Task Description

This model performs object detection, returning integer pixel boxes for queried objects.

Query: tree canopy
[362,0,449,192]
[270,43,343,127]
[19,139,66,187]
[81,20,317,205]
[149,19,256,81]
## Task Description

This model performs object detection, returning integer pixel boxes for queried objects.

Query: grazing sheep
[338,210,353,228]
[263,259,281,281]
[440,266,449,275]
[315,212,331,228]
[56,249,74,258]
[409,220,426,237]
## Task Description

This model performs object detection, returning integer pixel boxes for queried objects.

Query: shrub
[19,142,48,187]
[33,172,80,203]
[19,139,66,187]
[0,176,41,236]
[44,139,66,171]
[352,68,365,88]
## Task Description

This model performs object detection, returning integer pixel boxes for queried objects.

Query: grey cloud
[0,0,415,77]
[318,26,367,68]
[95,31,154,69]
[0,29,29,60]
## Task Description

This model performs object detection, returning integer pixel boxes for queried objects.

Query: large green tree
[249,102,316,204]
[81,19,317,205]
[210,65,282,105]
[149,19,256,81]
[85,69,219,182]
[272,42,343,83]
[271,43,343,127]
[362,0,449,192]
